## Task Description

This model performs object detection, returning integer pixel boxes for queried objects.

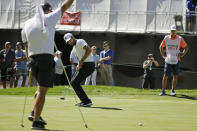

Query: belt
[30,54,53,59]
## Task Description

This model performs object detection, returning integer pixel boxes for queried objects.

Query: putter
[54,43,89,128]
[20,86,29,128]
[59,65,72,100]
[60,87,66,100]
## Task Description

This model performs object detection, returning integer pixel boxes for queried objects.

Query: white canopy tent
[0,0,186,33]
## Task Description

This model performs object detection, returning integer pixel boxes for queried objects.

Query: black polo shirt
[0,49,15,69]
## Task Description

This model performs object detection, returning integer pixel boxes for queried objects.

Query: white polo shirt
[73,39,93,62]
[21,8,61,56]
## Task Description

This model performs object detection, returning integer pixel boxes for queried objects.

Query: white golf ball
[138,123,143,126]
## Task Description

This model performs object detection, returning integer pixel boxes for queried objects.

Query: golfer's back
[22,8,61,56]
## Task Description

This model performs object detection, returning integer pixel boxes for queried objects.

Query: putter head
[20,124,24,127]
[85,124,88,128]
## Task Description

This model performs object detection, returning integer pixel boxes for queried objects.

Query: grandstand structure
[0,0,197,89]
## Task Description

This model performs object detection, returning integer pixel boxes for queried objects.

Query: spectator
[85,46,100,85]
[70,49,78,77]
[0,42,15,89]
[142,54,159,89]
[99,41,114,86]
[64,33,94,107]
[14,42,28,88]
[159,25,189,96]
[186,0,196,32]
[54,50,63,85]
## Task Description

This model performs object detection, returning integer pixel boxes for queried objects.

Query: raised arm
[143,61,151,70]
[61,0,74,16]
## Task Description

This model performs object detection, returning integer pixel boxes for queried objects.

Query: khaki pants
[85,70,97,85]
[100,64,114,86]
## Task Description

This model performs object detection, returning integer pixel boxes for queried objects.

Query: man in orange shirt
[159,25,189,96]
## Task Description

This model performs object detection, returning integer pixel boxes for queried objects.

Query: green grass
[0,85,197,96]
[0,86,197,131]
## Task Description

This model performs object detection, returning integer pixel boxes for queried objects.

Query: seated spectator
[142,54,159,89]
[0,42,15,88]
[85,46,100,85]
[14,42,28,88]
[186,0,196,32]
[54,50,63,85]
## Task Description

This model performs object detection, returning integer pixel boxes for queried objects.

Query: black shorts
[163,62,180,77]
[186,15,195,24]
[29,54,55,88]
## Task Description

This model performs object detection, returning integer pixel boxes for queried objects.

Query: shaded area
[168,94,197,100]
[86,106,123,110]
[45,129,69,131]
[113,64,144,77]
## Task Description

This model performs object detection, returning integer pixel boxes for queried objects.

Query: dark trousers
[1,67,14,81]
[71,62,95,103]
[142,77,155,89]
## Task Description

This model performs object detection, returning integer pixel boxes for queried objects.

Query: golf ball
[138,123,143,126]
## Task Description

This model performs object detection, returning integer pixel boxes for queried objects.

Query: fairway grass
[0,86,197,131]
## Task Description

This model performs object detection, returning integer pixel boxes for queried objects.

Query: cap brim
[66,38,71,43]
[5,42,11,45]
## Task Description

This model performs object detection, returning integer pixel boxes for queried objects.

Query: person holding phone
[142,53,159,89]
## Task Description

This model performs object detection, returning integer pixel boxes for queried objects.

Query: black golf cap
[42,2,52,12]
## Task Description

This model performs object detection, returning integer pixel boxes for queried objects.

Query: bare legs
[33,87,48,121]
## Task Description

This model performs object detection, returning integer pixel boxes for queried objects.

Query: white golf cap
[170,25,176,31]
[64,33,72,42]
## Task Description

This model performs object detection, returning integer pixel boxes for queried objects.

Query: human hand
[148,60,152,63]
[73,65,77,71]
[77,60,83,70]
[179,52,184,57]
[23,57,28,61]
[26,56,30,62]
[162,55,166,59]
[97,64,100,69]
[99,59,104,63]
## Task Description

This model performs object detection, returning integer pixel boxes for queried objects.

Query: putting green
[0,94,197,131]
